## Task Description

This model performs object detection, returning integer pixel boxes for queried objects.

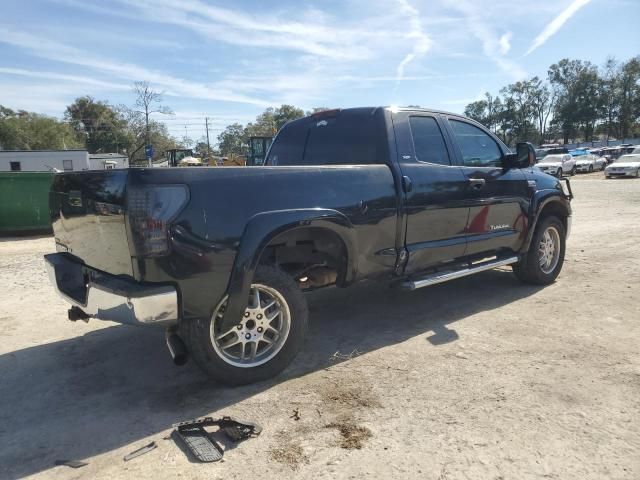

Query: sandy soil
[1,174,639,479]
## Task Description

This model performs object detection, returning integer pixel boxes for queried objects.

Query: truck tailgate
[50,170,133,276]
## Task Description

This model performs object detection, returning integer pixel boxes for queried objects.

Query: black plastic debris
[123,441,157,462]
[173,416,262,463]
[54,459,88,469]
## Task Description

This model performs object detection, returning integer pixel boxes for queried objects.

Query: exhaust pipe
[165,329,188,366]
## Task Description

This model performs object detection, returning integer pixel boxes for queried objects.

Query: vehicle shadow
[0,268,541,479]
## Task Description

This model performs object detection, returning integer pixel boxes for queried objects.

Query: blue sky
[1,0,638,141]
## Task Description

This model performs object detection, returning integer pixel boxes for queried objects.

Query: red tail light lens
[127,185,189,257]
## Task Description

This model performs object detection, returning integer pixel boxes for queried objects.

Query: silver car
[605,154,640,178]
[575,154,607,173]
[536,154,576,177]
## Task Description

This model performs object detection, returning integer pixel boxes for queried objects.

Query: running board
[400,256,519,291]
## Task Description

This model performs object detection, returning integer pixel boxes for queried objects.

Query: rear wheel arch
[259,225,352,289]
[220,209,357,332]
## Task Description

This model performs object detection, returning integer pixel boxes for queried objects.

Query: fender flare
[522,191,571,252]
[219,208,357,331]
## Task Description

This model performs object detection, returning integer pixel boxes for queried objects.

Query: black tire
[570,165,576,175]
[556,168,562,177]
[185,265,308,385]
[513,215,566,285]
[588,165,593,173]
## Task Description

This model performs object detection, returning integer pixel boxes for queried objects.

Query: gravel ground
[1,174,639,479]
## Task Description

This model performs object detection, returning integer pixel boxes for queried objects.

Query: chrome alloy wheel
[538,226,561,274]
[211,284,291,368]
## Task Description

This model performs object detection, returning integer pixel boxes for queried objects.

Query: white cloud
[526,0,593,55]
[442,0,527,80]
[394,0,431,84]
[498,32,512,55]
[0,26,273,107]
[0,67,130,90]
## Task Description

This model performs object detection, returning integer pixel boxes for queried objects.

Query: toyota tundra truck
[45,107,572,385]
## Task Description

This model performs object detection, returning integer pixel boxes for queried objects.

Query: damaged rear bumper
[45,253,178,326]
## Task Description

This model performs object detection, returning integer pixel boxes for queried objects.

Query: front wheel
[588,165,593,173]
[513,216,566,285]
[556,168,562,177]
[570,165,576,175]
[185,265,308,385]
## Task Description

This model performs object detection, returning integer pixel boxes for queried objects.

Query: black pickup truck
[45,107,572,385]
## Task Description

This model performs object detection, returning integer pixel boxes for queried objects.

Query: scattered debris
[268,441,308,470]
[123,441,157,462]
[323,384,380,408]
[329,349,363,361]
[54,459,88,469]
[290,409,301,421]
[173,416,262,463]
[325,421,372,450]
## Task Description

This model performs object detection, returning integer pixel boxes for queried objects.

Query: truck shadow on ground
[0,268,542,479]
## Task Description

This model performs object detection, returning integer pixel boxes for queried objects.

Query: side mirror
[505,142,536,169]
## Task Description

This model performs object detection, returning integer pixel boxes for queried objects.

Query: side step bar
[400,256,519,291]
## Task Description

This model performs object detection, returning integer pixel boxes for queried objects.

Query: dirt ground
[1,173,639,479]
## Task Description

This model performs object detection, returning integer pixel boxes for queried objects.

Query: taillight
[127,185,189,257]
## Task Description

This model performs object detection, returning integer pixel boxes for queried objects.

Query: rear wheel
[556,168,562,177]
[588,165,593,173]
[186,265,308,385]
[513,215,566,285]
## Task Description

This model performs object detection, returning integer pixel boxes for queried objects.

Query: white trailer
[0,150,128,172]
[0,150,88,172]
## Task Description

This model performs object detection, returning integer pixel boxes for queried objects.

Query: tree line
[3,56,637,158]
[464,56,640,146]
[0,82,178,163]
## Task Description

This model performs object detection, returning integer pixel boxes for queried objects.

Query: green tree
[0,106,81,150]
[548,59,603,143]
[65,96,133,154]
[273,104,304,130]
[617,56,640,139]
[118,105,178,164]
[217,123,246,157]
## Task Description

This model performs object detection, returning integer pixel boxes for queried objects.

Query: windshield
[615,155,640,163]
[539,155,564,163]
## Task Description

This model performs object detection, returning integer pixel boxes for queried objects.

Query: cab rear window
[266,109,388,166]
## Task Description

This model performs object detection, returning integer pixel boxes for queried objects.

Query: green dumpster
[0,172,54,234]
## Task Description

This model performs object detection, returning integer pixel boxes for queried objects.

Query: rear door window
[408,116,451,165]
[267,110,387,165]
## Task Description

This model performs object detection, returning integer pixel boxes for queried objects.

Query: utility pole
[205,117,211,157]
[145,111,150,165]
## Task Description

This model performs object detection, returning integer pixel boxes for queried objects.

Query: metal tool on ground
[123,441,157,462]
[172,416,262,463]
[54,459,88,469]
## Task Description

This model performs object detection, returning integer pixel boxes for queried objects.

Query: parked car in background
[536,153,576,177]
[575,154,607,173]
[605,154,640,178]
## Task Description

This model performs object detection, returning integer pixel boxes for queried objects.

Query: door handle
[468,178,486,190]
[402,175,413,193]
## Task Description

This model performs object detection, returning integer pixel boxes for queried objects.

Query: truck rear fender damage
[522,192,571,252]
[219,208,358,332]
